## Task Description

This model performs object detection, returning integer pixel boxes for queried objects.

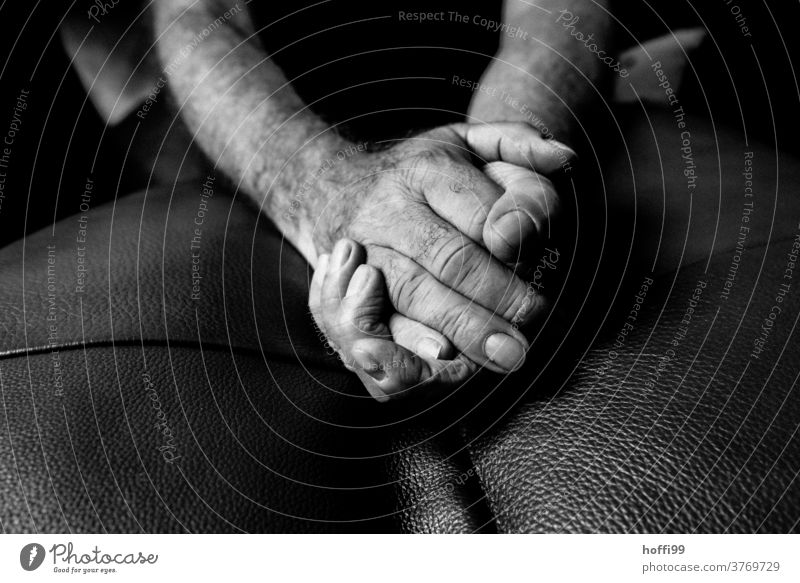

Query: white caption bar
[1,534,797,582]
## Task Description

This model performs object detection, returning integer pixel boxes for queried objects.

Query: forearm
[152,0,346,264]
[476,0,614,141]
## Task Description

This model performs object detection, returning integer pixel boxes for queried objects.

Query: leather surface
[464,238,800,532]
[385,425,494,533]
[1,347,389,532]
[0,181,323,362]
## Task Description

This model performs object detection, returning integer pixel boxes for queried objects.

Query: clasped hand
[306,122,574,401]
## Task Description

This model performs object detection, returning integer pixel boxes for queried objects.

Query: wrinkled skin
[307,122,575,400]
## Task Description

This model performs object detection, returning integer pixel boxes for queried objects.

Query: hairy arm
[152,0,580,395]
[470,0,614,142]
[152,0,347,264]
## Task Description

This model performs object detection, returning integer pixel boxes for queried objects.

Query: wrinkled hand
[307,122,574,398]
[310,238,462,402]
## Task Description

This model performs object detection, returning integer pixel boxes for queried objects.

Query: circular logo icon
[20,543,45,571]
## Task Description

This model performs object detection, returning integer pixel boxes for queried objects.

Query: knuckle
[410,147,441,166]
[411,218,451,261]
[389,268,429,314]
[339,298,385,338]
[349,201,403,244]
[406,148,461,188]
[405,149,440,186]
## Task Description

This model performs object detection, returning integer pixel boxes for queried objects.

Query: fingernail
[493,210,535,248]
[417,337,442,360]
[484,333,526,372]
[331,239,352,267]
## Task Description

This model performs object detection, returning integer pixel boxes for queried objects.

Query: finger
[341,264,411,397]
[322,239,364,303]
[420,159,503,242]
[350,338,476,401]
[370,246,536,373]
[389,313,455,360]
[363,209,537,328]
[338,265,474,400]
[321,239,377,349]
[452,121,577,173]
[482,161,561,263]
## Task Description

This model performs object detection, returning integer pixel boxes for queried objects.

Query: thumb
[451,121,577,174]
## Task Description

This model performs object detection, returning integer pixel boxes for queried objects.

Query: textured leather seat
[460,239,800,533]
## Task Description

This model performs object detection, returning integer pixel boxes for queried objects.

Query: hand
[309,238,465,402]
[303,124,574,392]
